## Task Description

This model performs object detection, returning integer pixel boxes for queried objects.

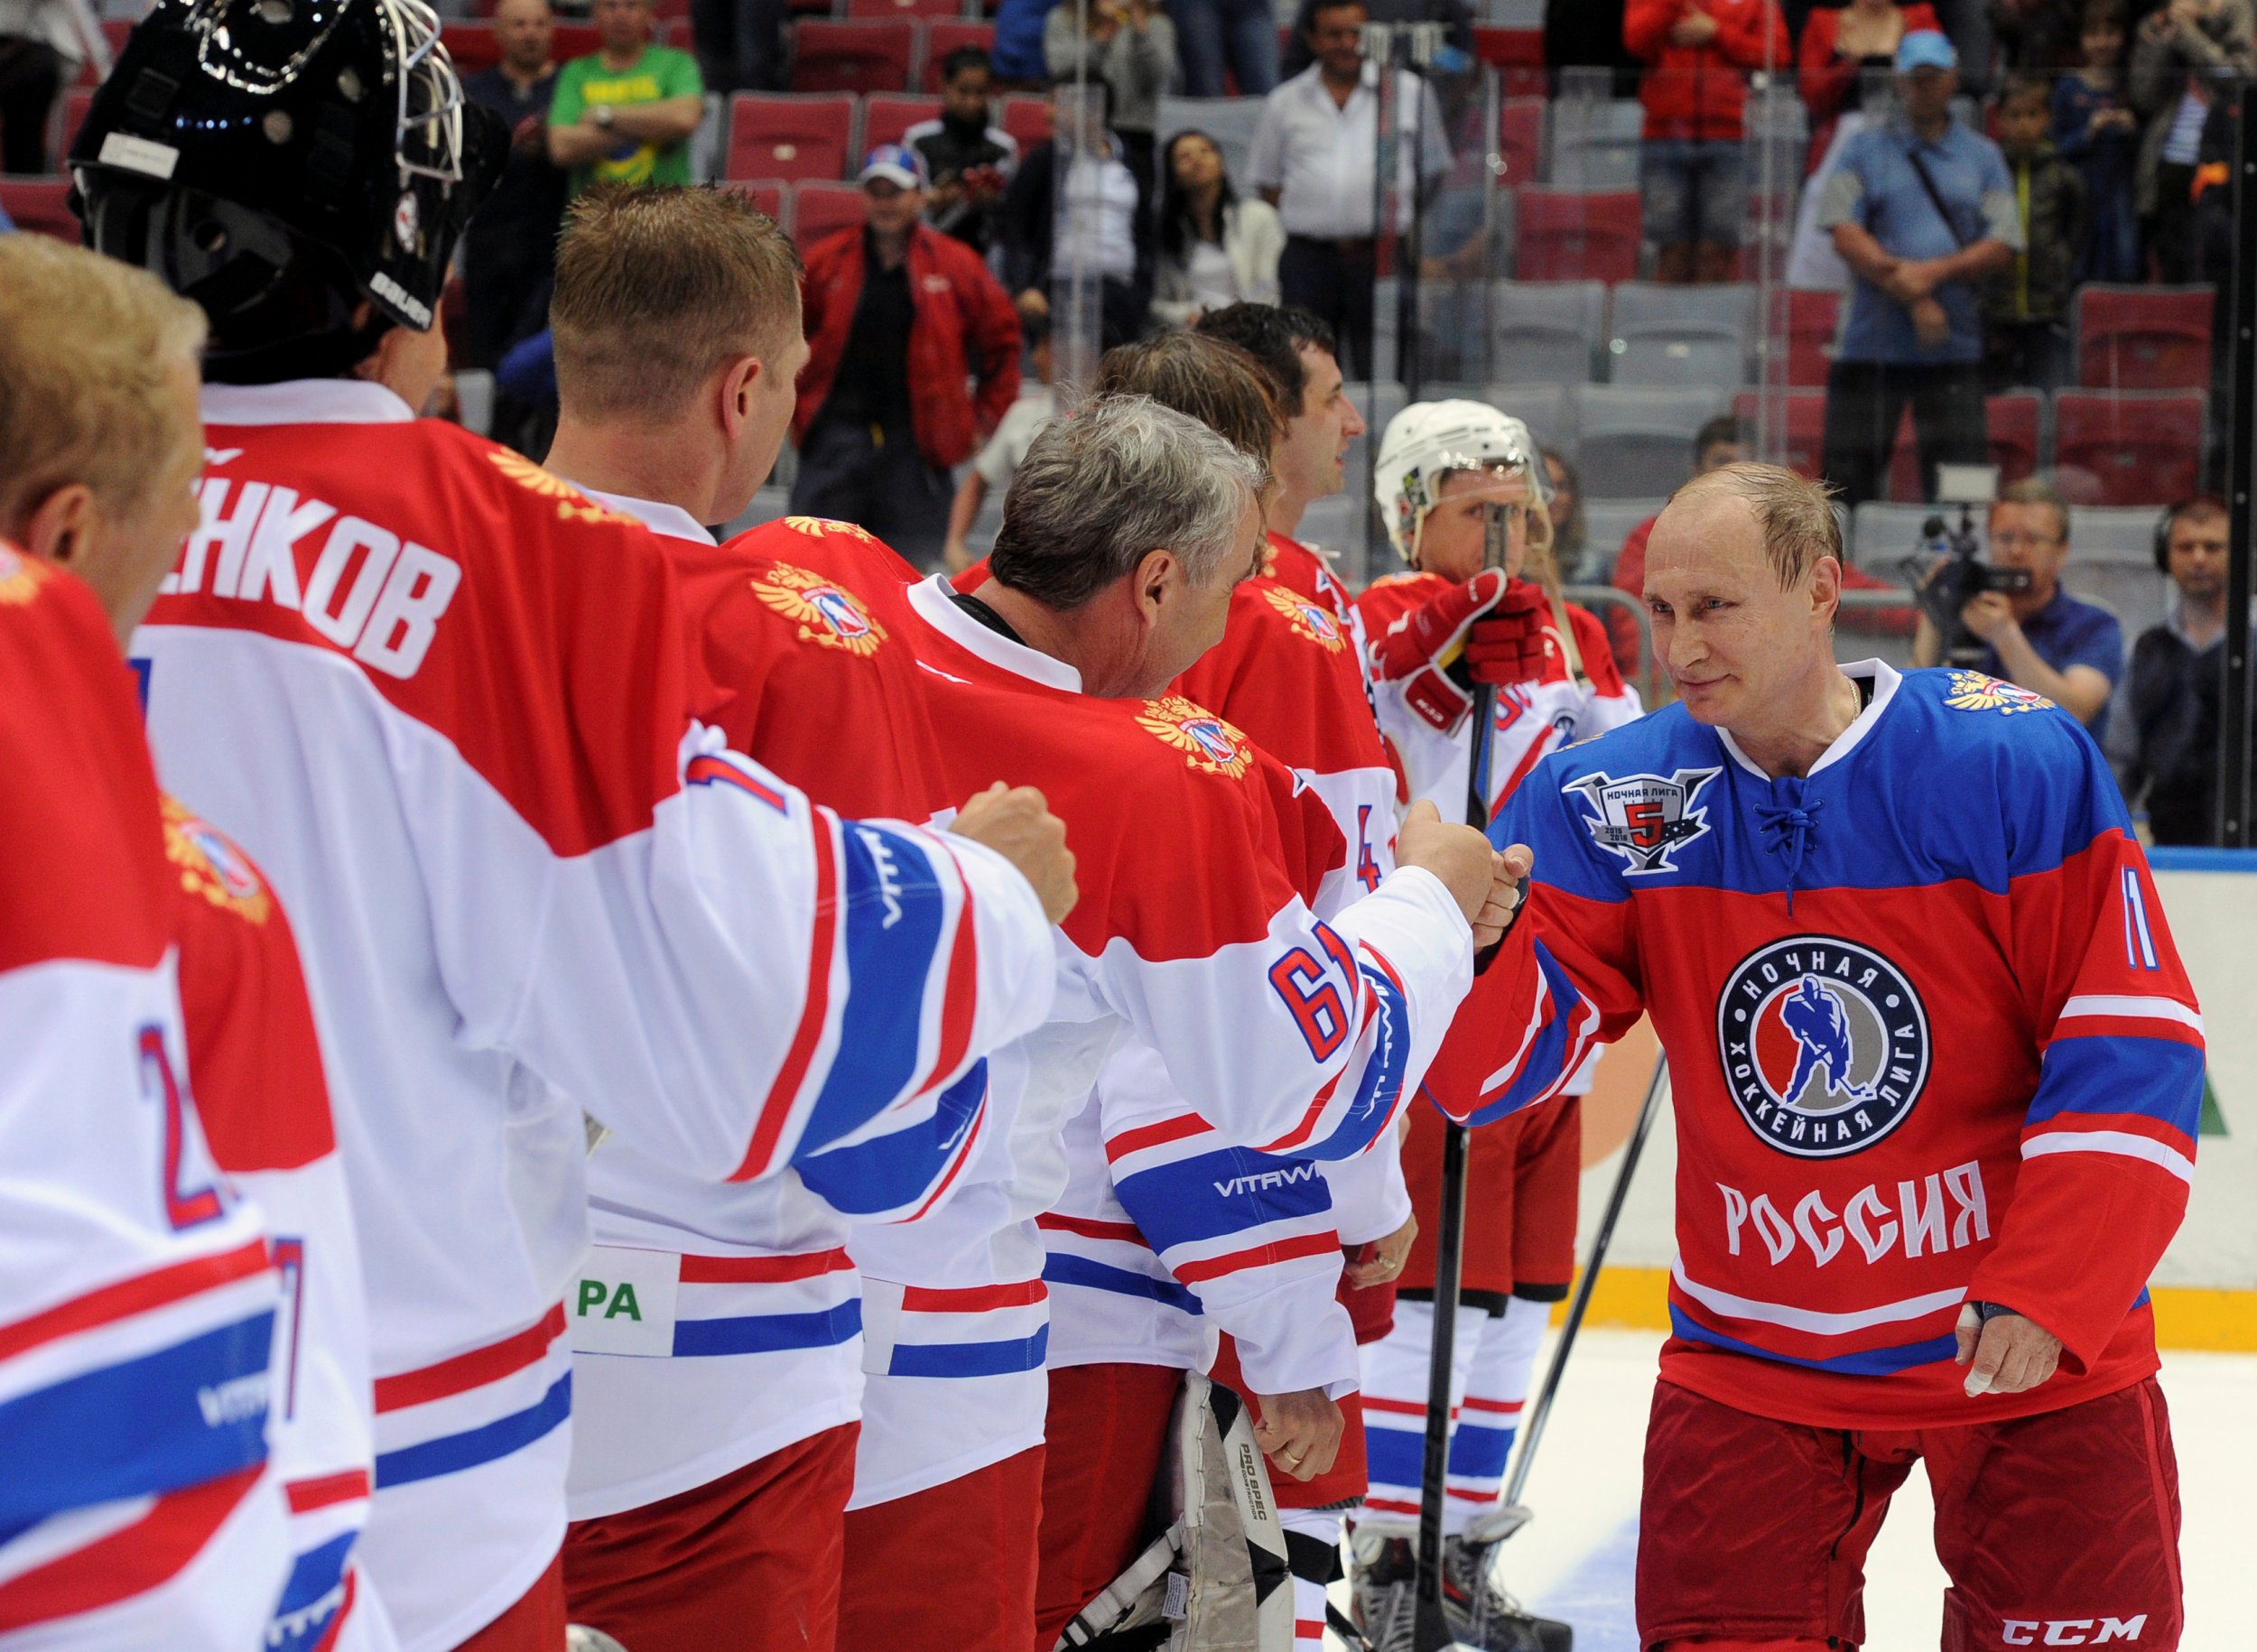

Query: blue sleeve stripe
[268,1530,357,1652]
[1465,943,1584,1128]
[373,1372,571,1489]
[797,1061,988,1217]
[2024,1035,2205,1135]
[1041,1252,1203,1314]
[1112,1152,1332,1252]
[670,1300,861,1357]
[0,1310,274,1528]
[1298,958,1414,1161]
[1667,1304,1956,1377]
[794,821,952,1161]
[886,1327,1049,1378]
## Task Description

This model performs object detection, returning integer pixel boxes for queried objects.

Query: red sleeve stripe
[900,1278,1048,1312]
[679,1248,852,1284]
[1258,982,1382,1156]
[1036,1211,1146,1243]
[0,1463,264,1634]
[1107,1113,1212,1162]
[0,1238,271,1364]
[373,1304,565,1413]
[684,753,788,812]
[904,1098,987,1223]
[284,1470,371,1513]
[918,847,980,1099]
[729,810,841,1182]
[1170,1230,1339,1284]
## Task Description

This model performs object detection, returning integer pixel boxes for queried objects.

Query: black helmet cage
[70,0,502,373]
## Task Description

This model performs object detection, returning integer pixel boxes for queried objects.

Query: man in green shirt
[547,0,704,193]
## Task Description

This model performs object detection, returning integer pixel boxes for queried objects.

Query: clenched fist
[950,783,1078,926]
[1398,801,1532,947]
[1252,1386,1344,1481]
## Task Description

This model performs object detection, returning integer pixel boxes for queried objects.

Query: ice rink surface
[1340,1326,2253,1651]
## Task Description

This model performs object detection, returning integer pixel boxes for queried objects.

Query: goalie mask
[1374,400,1552,571]
[71,0,505,379]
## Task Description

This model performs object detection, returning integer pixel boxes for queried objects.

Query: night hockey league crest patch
[1137,695,1254,778]
[749,561,887,656]
[1261,584,1346,652]
[1717,935,1930,1158]
[1943,670,2055,715]
[1562,766,1721,875]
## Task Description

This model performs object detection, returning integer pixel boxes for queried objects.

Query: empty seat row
[726,87,1045,181]
[724,177,872,249]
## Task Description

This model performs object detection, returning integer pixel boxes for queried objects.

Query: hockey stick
[1494,1052,1670,1519]
[1410,498,1512,1651]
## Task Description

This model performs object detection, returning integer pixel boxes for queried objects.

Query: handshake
[1371,570,1554,736]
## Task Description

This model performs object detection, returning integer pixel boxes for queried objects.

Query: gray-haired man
[841,394,1529,1649]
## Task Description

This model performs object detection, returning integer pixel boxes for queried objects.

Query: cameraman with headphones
[1911,476,2123,737]
[2125,496,2246,843]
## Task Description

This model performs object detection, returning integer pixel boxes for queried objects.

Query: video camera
[1896,464,2033,666]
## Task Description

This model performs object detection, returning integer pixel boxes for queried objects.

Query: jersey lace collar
[200,378,416,427]
[1714,658,1900,782]
[906,573,1082,694]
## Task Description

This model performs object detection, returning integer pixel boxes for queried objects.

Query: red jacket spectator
[1622,0,1791,143]
[794,222,1021,471]
[1798,2,1942,171]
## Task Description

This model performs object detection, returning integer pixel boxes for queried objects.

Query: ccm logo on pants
[2002,1617,2148,1645]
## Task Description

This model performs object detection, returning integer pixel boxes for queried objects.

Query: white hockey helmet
[1374,399,1549,568]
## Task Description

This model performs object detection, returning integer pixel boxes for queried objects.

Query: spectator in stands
[688,0,787,96]
[1246,0,1450,378]
[794,145,1022,568]
[1984,70,2088,391]
[463,0,569,405]
[0,0,105,173]
[1543,448,1592,580]
[1175,0,1282,97]
[2126,495,2247,841]
[547,0,703,195]
[1194,301,1366,544]
[993,0,1064,88]
[1817,32,2018,507]
[1001,75,1155,350]
[909,46,1020,256]
[1623,0,1788,285]
[1911,476,2124,734]
[2055,0,2143,283]
[943,312,1056,571]
[1280,0,1475,83]
[2130,0,2252,283]
[1044,0,1173,190]
[1151,130,1286,327]
[1798,0,1941,174]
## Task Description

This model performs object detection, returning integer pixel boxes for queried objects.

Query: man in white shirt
[1245,0,1451,376]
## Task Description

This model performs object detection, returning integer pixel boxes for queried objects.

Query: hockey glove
[1370,571,1550,736]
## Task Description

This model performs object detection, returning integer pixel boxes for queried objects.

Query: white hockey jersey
[564,502,1054,1522]
[0,554,285,1650]
[134,383,1046,1649]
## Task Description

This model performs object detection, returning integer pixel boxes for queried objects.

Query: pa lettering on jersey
[164,476,461,679]
[2002,1616,2149,1645]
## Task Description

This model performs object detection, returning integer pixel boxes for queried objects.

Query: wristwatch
[593,104,614,130]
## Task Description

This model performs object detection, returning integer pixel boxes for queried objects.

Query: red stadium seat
[921,20,996,88]
[2074,283,2214,391]
[1496,97,1543,187]
[0,177,76,241]
[1513,189,1640,283]
[1771,286,1840,387]
[1985,391,2043,486]
[443,21,500,75]
[1472,26,1546,94]
[998,91,1049,153]
[2054,390,2204,506]
[1734,390,1825,481]
[849,0,961,16]
[791,178,867,251]
[791,19,919,93]
[862,92,942,153]
[727,91,856,181]
[725,178,789,230]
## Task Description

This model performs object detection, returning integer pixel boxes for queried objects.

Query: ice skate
[1440,1536,1571,1652]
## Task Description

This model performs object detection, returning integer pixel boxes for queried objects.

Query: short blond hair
[1674,461,1843,589]
[0,236,207,533]
[552,185,803,423]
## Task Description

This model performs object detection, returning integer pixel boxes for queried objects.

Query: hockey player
[72,8,1071,1647]
[1035,331,1409,1652]
[1349,401,1641,1652]
[530,185,1069,1651]
[1477,463,2202,1651]
[0,237,287,1649]
[0,235,392,1652]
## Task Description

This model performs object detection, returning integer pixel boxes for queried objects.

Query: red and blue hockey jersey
[1470,660,2202,1429]
[0,553,286,1648]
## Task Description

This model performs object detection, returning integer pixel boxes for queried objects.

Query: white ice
[1333,1326,2253,1650]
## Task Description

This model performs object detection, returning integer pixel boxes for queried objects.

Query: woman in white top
[1150,128,1286,329]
